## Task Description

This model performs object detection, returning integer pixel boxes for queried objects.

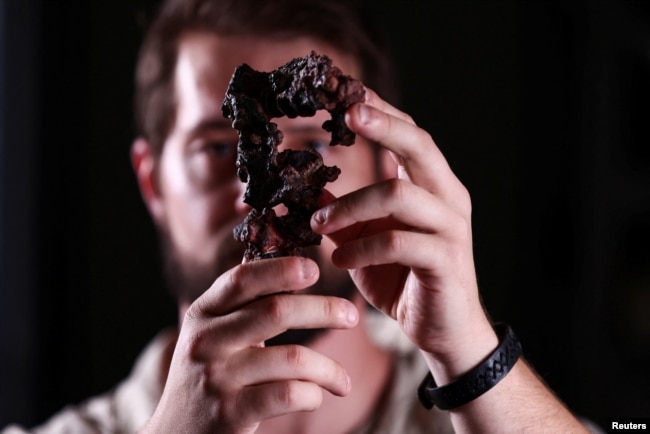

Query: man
[3,0,597,432]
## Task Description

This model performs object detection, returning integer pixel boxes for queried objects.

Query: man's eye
[308,139,329,153]
[206,141,237,157]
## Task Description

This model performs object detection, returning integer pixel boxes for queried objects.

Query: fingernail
[347,304,358,325]
[362,86,370,102]
[302,260,317,280]
[311,208,327,226]
[358,104,370,125]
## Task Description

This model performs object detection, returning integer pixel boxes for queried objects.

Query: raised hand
[139,257,358,434]
[311,88,496,375]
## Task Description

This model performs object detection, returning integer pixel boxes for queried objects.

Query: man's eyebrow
[281,125,328,134]
[192,118,234,134]
[190,120,326,136]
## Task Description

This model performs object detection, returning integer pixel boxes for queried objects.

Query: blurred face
[154,32,379,308]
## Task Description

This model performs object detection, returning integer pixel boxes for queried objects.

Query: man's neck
[257,296,394,434]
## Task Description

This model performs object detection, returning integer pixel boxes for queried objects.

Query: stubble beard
[158,219,357,346]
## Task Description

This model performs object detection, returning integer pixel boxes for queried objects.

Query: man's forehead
[175,33,235,104]
[175,31,361,90]
[173,32,361,131]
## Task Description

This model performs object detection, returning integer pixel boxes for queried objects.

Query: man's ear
[131,137,165,224]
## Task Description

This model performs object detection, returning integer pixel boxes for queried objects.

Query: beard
[159,218,357,346]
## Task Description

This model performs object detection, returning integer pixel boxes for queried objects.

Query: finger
[188,257,319,319]
[205,294,359,349]
[228,345,351,397]
[235,380,323,424]
[362,86,416,125]
[355,88,418,174]
[312,178,459,241]
[331,229,465,273]
[313,188,374,250]
[346,101,450,187]
[345,100,468,206]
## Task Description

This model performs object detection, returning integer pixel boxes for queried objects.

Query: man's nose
[233,179,290,217]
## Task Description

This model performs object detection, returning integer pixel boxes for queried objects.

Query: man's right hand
[139,257,358,434]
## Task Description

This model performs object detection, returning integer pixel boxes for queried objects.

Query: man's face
[152,32,380,310]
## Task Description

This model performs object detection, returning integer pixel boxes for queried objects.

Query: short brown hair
[134,0,397,155]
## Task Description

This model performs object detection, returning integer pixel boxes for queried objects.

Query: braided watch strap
[417,323,522,410]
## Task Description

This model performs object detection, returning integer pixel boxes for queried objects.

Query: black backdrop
[1,0,649,429]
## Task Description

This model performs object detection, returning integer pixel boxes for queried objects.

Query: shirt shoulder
[2,329,174,434]
[362,313,455,434]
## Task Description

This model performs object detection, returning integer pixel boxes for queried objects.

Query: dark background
[1,0,649,430]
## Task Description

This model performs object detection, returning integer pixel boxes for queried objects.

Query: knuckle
[183,329,206,361]
[441,226,471,266]
[184,297,206,323]
[459,218,472,241]
[285,344,306,371]
[418,129,435,148]
[232,390,256,426]
[457,184,472,214]
[403,112,415,125]
[448,211,472,242]
[264,295,288,327]
[406,129,434,161]
[227,263,248,290]
[445,243,467,271]
[385,178,407,205]
[322,297,335,320]
[463,193,473,216]
[278,381,298,408]
[278,381,317,410]
[205,395,224,421]
[192,398,226,428]
[385,230,404,254]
